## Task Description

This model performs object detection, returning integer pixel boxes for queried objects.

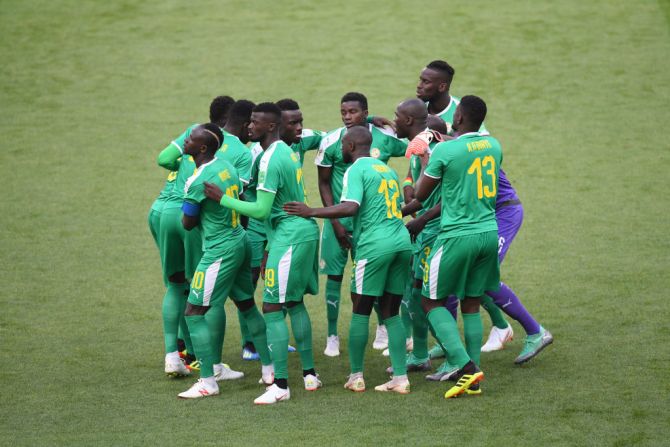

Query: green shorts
[264,240,319,304]
[247,225,267,268]
[319,219,353,276]
[159,207,203,283]
[351,250,412,297]
[413,231,438,281]
[188,237,254,307]
[422,230,500,300]
[148,207,162,249]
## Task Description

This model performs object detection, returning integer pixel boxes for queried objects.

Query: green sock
[463,312,483,367]
[239,309,252,347]
[410,287,429,359]
[242,306,272,365]
[400,281,413,339]
[162,282,187,353]
[373,300,383,325]
[288,302,314,371]
[426,307,471,369]
[481,294,509,330]
[185,314,214,378]
[264,311,289,379]
[325,278,341,336]
[205,304,226,364]
[179,286,194,354]
[385,315,407,376]
[348,313,370,374]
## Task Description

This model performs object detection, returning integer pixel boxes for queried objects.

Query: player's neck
[407,124,427,140]
[428,93,450,114]
[194,153,215,167]
[351,151,370,162]
[261,134,280,150]
[222,122,240,138]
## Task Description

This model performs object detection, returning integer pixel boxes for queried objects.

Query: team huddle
[148,60,553,404]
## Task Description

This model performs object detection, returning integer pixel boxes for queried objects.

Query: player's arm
[367,115,396,131]
[181,200,201,230]
[405,202,441,239]
[157,143,182,171]
[403,164,414,204]
[317,165,351,249]
[301,130,325,152]
[158,126,193,170]
[203,182,274,220]
[284,200,359,219]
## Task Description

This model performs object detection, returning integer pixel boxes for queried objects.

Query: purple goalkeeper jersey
[496,168,519,207]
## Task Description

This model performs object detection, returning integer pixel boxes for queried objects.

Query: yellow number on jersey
[467,156,497,199]
[192,271,205,289]
[225,184,240,227]
[265,268,275,288]
[377,179,402,219]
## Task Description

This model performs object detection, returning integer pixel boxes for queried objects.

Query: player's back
[218,131,252,183]
[342,157,411,258]
[185,157,244,250]
[429,132,502,238]
[258,141,319,246]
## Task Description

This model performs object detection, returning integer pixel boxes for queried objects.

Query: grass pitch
[1,1,669,445]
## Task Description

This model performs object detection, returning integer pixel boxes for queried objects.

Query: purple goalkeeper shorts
[497,204,523,263]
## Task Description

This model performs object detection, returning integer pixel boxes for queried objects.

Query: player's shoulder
[371,124,396,138]
[301,128,324,138]
[319,127,345,150]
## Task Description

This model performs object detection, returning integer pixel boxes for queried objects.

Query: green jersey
[424,132,502,238]
[151,170,178,211]
[258,140,319,246]
[183,157,244,251]
[218,130,252,185]
[163,124,198,210]
[314,124,407,230]
[410,137,441,236]
[246,143,266,236]
[291,129,325,166]
[341,157,412,259]
[429,96,488,136]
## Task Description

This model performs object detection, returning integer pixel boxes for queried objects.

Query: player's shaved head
[398,98,428,121]
[427,114,448,134]
[341,125,371,163]
[395,98,428,139]
[344,125,372,148]
[252,102,282,124]
[200,123,224,153]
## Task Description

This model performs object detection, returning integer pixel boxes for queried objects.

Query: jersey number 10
[467,156,497,199]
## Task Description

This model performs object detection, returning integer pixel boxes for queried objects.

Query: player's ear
[438,81,447,93]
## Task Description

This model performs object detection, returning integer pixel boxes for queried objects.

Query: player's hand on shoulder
[204,182,224,202]
[371,116,396,132]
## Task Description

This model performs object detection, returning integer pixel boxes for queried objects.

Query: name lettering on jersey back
[467,140,492,152]
[372,164,390,173]
[219,170,231,182]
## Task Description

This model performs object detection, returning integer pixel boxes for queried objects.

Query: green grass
[1,0,669,445]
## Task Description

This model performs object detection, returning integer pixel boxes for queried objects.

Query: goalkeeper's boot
[444,362,484,399]
[514,327,553,364]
